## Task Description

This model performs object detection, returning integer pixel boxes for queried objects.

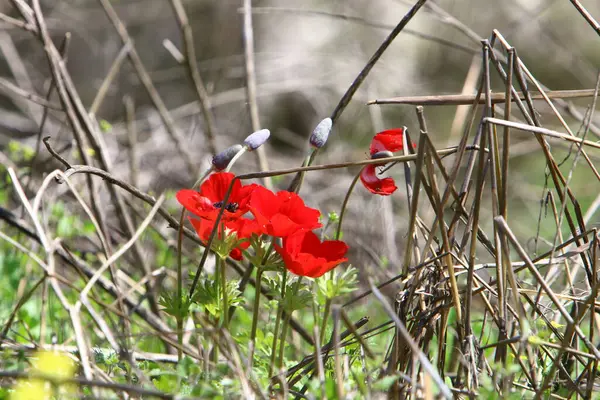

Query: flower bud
[212,144,243,170]
[244,129,270,150]
[371,150,394,160]
[309,117,332,149]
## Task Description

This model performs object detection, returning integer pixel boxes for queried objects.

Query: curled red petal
[370,128,405,155]
[359,165,397,196]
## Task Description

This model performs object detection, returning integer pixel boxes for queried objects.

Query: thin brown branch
[97,0,196,176]
[370,281,452,399]
[484,117,600,151]
[89,41,131,115]
[368,88,600,106]
[0,11,36,31]
[246,6,477,54]
[0,78,62,110]
[242,0,271,189]
[169,0,218,156]
[569,0,600,37]
[495,216,600,360]
[330,0,428,124]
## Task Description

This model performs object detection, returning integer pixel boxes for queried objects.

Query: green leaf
[317,266,358,301]
[327,211,339,223]
[191,278,244,318]
[527,335,543,345]
[159,291,191,319]
[99,119,113,133]
[153,374,177,393]
[56,216,76,238]
[372,375,399,391]
[282,280,312,312]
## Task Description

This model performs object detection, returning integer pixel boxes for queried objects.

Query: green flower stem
[307,148,316,165]
[311,280,321,336]
[244,236,279,370]
[335,170,361,240]
[224,147,247,172]
[288,149,316,193]
[319,300,331,345]
[277,277,303,370]
[219,255,228,329]
[229,236,275,323]
[191,166,214,190]
[248,267,263,366]
[178,166,213,362]
[310,280,326,389]
[268,268,287,377]
[320,170,361,344]
[176,208,186,361]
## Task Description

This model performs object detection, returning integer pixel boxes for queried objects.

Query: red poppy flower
[359,128,408,196]
[189,217,262,260]
[176,172,257,220]
[274,230,348,278]
[249,186,322,237]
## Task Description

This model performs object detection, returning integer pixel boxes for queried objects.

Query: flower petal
[176,189,214,217]
[370,128,405,155]
[250,189,321,237]
[230,217,263,238]
[229,248,244,260]
[249,186,279,219]
[277,192,322,231]
[359,165,397,195]
[178,172,257,220]
[188,217,212,242]
[276,231,348,278]
[199,172,238,203]
[313,239,349,262]
[267,214,299,237]
[235,183,259,210]
[189,217,252,260]
[310,257,348,278]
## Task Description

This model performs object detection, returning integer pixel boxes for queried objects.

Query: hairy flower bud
[371,150,394,160]
[309,117,332,149]
[244,129,270,150]
[212,144,243,170]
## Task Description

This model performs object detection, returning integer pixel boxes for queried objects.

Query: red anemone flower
[189,217,262,260]
[359,128,408,196]
[274,230,348,278]
[249,186,321,237]
[176,172,256,220]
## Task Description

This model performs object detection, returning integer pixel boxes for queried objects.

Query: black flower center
[213,201,239,212]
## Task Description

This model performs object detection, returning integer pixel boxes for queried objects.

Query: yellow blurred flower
[11,351,77,400]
